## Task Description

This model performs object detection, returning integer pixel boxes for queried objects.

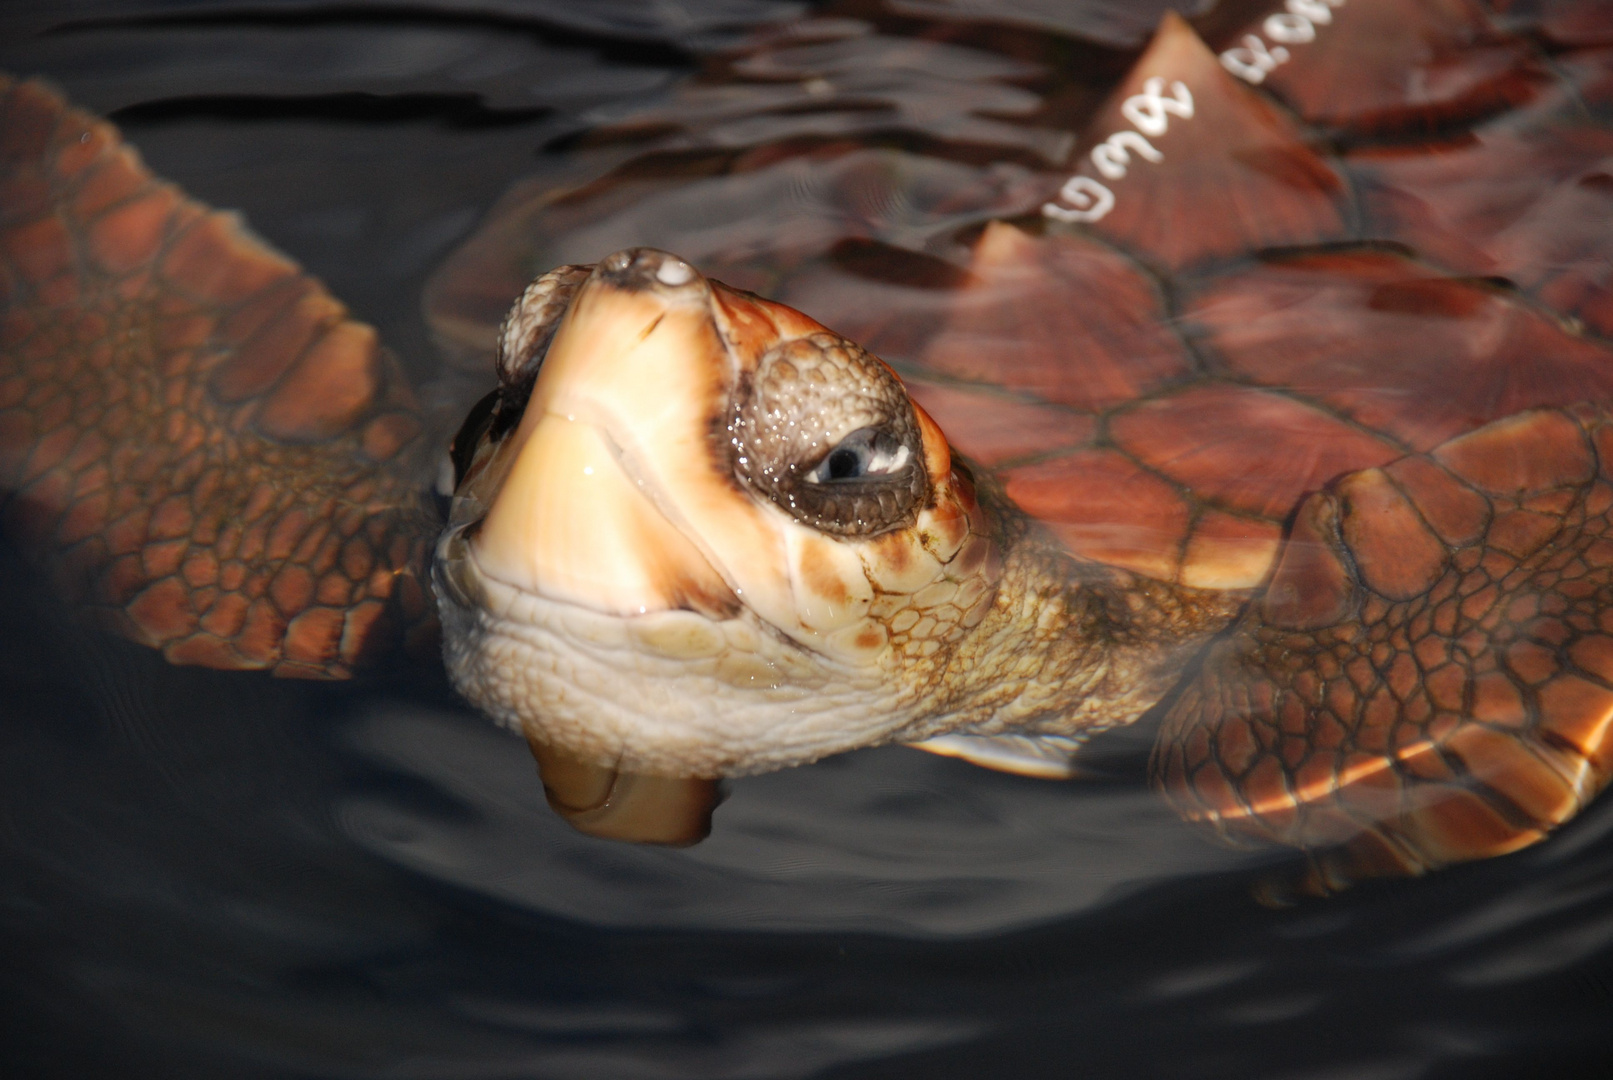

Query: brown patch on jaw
[872,525,914,578]
[667,560,744,620]
[854,627,885,651]
[797,537,852,608]
[865,528,943,595]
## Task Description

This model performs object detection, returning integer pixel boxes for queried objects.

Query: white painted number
[1044,76,1195,222]
[1221,0,1347,85]
[1264,13,1316,43]
[1042,176,1115,223]
[1220,33,1290,84]
[1285,0,1334,24]
[1119,77,1195,137]
[1091,131,1163,179]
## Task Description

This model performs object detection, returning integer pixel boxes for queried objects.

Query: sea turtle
[5,1,1613,894]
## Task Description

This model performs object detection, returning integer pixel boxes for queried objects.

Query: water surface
[2,1,1612,1077]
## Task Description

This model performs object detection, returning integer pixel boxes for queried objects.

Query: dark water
[3,2,1613,1077]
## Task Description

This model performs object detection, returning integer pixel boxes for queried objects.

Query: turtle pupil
[827,447,862,480]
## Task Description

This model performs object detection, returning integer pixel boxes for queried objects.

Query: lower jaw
[432,537,911,778]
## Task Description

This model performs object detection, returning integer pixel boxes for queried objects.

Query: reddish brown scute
[1256,0,1547,135]
[1056,12,1347,272]
[0,75,433,677]
[940,4,1611,885]
[909,224,1613,596]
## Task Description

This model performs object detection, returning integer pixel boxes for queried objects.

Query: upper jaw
[467,249,750,620]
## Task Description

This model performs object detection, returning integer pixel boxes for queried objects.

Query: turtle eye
[807,428,912,484]
[730,332,929,537]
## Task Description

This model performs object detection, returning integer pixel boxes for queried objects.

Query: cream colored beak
[468,250,741,618]
[468,248,857,644]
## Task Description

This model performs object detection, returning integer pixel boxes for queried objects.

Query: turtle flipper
[1153,406,1613,891]
[0,76,434,677]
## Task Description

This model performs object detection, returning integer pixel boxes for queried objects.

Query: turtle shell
[429,6,1613,594]
[424,1,1613,885]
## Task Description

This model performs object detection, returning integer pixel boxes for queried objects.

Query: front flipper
[0,76,433,677]
[1154,407,1613,892]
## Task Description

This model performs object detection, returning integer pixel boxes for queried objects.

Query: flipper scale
[0,75,434,677]
[1154,407,1613,891]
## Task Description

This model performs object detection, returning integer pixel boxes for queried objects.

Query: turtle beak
[467,248,744,618]
[466,247,841,632]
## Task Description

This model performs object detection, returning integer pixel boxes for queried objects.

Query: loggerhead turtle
[5,0,1613,893]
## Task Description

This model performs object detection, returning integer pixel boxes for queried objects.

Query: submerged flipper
[0,76,435,677]
[1154,407,1613,892]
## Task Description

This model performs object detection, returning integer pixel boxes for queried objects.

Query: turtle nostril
[598,248,703,293]
[655,258,693,286]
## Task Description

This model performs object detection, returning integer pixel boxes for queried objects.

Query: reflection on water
[341,705,1255,937]
[8,572,1612,1077]
[4,0,1613,1077]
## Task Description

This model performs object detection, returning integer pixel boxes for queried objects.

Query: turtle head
[434,248,1004,779]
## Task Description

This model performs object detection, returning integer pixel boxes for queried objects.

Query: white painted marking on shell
[655,258,693,286]
[1046,70,1194,223]
[1220,0,1345,83]
[1286,0,1333,25]
[1043,176,1114,223]
[1264,12,1316,43]
[1091,130,1163,180]
[1119,77,1193,138]
[1220,33,1289,83]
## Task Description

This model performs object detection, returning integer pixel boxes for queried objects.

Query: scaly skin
[1157,407,1613,892]
[875,474,1246,747]
[0,75,436,676]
